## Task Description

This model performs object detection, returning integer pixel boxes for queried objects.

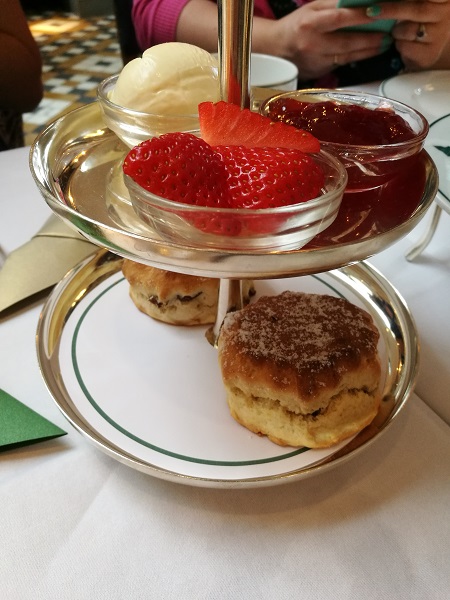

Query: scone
[217,291,381,448]
[122,260,255,325]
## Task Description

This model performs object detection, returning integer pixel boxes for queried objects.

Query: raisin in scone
[122,260,255,326]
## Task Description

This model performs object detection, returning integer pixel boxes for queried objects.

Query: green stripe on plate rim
[70,274,344,467]
[429,113,450,203]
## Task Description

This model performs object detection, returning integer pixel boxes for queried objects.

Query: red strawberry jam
[265,98,416,145]
[265,97,425,194]
[305,150,428,247]
[264,96,429,244]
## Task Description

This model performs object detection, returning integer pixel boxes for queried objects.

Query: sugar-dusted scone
[217,291,381,448]
[122,260,255,326]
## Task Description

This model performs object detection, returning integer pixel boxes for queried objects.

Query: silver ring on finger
[415,23,427,42]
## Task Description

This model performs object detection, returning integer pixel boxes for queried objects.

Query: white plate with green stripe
[37,250,418,488]
[424,113,450,214]
[380,70,450,122]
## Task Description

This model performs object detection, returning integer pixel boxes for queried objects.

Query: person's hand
[367,0,450,70]
[266,0,390,81]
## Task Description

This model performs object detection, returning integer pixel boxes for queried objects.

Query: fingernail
[366,5,382,17]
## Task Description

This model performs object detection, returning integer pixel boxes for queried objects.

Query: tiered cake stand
[28,0,437,488]
[29,101,439,487]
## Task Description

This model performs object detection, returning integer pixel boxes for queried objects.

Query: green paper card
[0,388,67,451]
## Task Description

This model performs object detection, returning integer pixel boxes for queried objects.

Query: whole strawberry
[123,132,230,208]
[214,145,325,209]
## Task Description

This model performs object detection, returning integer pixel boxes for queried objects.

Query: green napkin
[0,388,67,451]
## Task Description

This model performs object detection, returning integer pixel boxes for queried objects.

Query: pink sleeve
[253,0,275,18]
[132,0,276,50]
[132,0,192,49]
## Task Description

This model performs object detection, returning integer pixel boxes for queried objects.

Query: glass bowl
[123,150,348,252]
[97,74,201,148]
[260,89,429,192]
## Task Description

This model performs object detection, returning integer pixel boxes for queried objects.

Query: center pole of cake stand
[217,0,253,108]
[206,279,245,346]
[208,0,254,346]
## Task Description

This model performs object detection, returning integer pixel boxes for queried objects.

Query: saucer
[380,70,450,121]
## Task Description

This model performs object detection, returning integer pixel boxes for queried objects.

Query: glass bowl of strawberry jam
[97,75,201,148]
[260,89,429,193]
[124,148,347,252]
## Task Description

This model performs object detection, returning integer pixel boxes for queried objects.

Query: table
[1,145,450,599]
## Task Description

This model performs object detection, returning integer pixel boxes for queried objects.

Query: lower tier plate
[36,251,418,488]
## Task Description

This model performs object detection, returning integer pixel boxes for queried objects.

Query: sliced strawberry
[123,132,230,207]
[214,145,325,209]
[198,101,320,153]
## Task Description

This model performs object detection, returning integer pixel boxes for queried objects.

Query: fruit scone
[122,260,255,325]
[217,290,382,448]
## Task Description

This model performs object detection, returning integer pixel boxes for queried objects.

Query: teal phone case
[337,0,396,33]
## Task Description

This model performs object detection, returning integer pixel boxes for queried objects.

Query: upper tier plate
[30,103,438,279]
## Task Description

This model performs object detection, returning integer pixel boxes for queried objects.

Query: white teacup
[250,53,298,91]
[213,52,298,91]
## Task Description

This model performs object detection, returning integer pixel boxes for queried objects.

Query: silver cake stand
[27,1,440,486]
[28,102,438,487]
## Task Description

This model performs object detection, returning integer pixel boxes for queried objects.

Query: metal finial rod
[217,0,253,108]
[207,1,254,347]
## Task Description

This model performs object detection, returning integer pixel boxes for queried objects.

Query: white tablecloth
[1,145,450,599]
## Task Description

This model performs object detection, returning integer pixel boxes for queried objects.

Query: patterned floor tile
[24,11,122,146]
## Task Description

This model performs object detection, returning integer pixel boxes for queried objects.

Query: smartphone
[337,0,396,33]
